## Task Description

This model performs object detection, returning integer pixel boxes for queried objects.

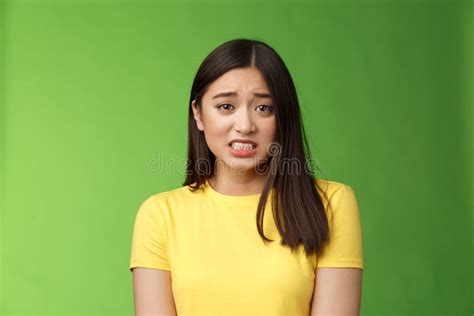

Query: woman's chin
[221,159,259,174]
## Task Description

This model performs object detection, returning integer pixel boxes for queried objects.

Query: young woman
[130,38,364,316]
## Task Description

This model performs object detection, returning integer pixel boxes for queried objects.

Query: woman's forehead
[205,69,271,100]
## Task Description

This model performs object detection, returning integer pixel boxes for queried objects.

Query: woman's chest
[166,207,316,313]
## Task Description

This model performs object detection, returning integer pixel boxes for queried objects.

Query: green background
[0,0,472,315]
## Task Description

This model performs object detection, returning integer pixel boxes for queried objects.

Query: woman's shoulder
[134,185,196,219]
[314,178,352,194]
[313,178,358,208]
[145,184,195,204]
[313,178,360,218]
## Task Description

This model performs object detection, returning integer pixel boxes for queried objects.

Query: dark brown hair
[182,38,332,257]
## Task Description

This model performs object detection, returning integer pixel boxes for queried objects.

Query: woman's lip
[228,144,258,157]
[229,141,258,148]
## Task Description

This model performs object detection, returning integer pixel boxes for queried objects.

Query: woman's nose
[234,108,256,134]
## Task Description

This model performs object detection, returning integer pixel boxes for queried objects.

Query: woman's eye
[216,104,273,112]
[256,105,274,112]
[216,103,234,111]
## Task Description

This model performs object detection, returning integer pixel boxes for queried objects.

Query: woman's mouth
[228,142,258,158]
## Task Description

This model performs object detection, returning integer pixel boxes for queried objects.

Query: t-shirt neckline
[203,179,262,203]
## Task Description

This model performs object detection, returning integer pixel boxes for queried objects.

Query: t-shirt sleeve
[315,184,364,270]
[129,195,170,272]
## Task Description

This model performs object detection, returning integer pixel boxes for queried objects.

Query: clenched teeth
[231,142,255,150]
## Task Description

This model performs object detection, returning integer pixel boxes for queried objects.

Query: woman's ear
[191,99,204,131]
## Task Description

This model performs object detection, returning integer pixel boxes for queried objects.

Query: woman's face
[191,67,277,174]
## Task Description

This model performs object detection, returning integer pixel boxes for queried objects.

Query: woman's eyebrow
[212,91,272,99]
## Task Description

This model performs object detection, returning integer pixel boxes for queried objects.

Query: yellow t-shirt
[129,179,364,316]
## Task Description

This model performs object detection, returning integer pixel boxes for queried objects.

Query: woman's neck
[208,173,269,196]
